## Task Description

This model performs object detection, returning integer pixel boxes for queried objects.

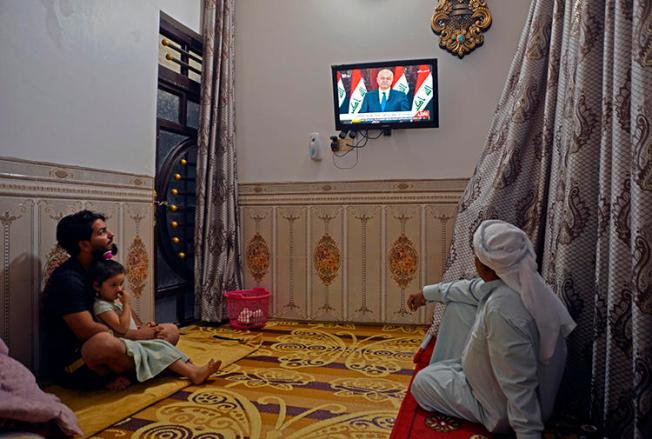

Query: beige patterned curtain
[436,1,652,437]
[194,0,242,322]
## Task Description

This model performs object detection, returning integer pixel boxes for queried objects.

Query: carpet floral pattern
[93,321,426,438]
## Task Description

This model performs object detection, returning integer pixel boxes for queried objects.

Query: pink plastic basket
[224,288,271,330]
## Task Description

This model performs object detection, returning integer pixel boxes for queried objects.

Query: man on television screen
[359,69,410,113]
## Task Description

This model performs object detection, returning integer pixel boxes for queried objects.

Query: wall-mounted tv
[331,58,438,131]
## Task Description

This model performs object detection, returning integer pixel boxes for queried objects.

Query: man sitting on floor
[44,210,179,390]
[407,220,576,439]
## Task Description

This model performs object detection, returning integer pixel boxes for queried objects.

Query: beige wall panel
[239,179,466,326]
[241,207,274,299]
[346,205,382,323]
[0,199,35,367]
[309,206,344,322]
[385,205,421,325]
[424,205,460,282]
[1,158,154,374]
[123,203,155,323]
[423,204,459,323]
[275,207,308,319]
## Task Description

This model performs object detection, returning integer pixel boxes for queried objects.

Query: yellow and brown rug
[48,325,261,438]
[93,320,426,438]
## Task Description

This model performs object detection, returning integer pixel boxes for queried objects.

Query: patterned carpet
[93,320,426,438]
[49,325,260,438]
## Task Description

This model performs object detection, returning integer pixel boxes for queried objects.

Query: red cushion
[390,337,493,439]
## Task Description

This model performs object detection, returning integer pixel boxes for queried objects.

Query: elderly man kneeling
[406,220,576,439]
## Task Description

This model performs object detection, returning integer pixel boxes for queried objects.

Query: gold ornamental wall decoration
[314,233,340,287]
[247,233,271,283]
[126,235,149,298]
[126,213,148,298]
[389,214,418,317]
[431,0,492,58]
[388,234,418,290]
[314,214,340,288]
[246,214,271,284]
[314,213,341,314]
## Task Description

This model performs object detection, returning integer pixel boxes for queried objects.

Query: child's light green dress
[93,299,188,382]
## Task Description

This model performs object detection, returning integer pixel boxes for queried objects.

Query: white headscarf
[473,220,576,364]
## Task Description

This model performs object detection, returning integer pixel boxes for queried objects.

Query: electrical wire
[332,145,359,169]
[331,129,387,169]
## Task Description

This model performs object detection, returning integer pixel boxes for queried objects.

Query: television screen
[331,58,438,131]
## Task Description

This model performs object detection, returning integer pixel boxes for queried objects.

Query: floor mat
[390,338,580,439]
[93,320,426,438]
[47,325,261,438]
[390,337,493,439]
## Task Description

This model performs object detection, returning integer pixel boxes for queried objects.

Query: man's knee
[159,323,180,345]
[411,369,433,410]
[81,332,127,369]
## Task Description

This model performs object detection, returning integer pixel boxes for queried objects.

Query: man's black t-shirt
[44,257,95,377]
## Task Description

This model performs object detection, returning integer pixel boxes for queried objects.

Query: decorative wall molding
[0,157,155,374]
[0,157,153,187]
[0,157,153,201]
[240,179,468,195]
[239,179,467,325]
[239,179,468,206]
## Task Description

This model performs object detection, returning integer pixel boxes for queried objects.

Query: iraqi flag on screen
[392,66,409,95]
[348,69,367,114]
[411,65,433,115]
[337,72,346,109]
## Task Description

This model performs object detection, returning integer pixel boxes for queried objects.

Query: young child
[90,259,220,385]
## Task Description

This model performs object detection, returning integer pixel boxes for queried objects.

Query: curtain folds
[435,1,652,437]
[194,0,242,323]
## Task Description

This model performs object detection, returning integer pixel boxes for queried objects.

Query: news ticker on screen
[339,110,431,123]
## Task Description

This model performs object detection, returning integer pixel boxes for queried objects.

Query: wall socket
[330,137,352,153]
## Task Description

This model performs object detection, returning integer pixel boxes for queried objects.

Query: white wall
[0,0,201,176]
[235,0,532,183]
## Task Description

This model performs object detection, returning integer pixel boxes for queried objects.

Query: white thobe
[411,278,567,439]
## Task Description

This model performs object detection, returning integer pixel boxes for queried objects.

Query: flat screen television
[331,58,438,131]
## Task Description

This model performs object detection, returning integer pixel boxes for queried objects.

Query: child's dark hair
[90,259,126,285]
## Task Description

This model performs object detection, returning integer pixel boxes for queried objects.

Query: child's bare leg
[168,358,221,385]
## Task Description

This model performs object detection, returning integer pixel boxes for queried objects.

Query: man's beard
[92,243,118,262]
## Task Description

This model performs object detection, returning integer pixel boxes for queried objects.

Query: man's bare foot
[105,375,131,391]
[190,359,222,385]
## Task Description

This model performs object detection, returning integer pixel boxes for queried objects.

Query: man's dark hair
[56,210,106,257]
[89,259,126,285]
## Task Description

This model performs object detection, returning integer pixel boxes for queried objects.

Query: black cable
[345,130,370,149]
[332,145,359,169]
[331,128,384,169]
